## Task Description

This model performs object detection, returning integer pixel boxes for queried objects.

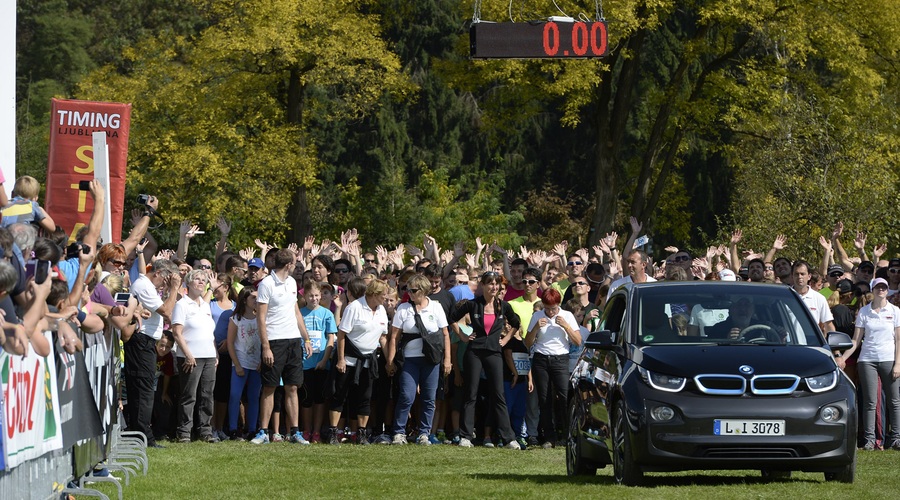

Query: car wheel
[824,455,856,483]
[612,401,643,486]
[566,400,597,476]
[761,469,791,481]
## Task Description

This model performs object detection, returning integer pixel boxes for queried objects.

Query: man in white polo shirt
[251,248,312,445]
[126,258,181,448]
[792,260,835,334]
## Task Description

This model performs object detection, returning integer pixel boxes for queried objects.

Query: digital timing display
[470,21,608,59]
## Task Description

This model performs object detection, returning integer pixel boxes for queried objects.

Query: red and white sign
[45,99,131,242]
[1,334,64,470]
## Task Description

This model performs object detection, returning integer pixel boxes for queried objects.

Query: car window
[601,295,627,341]
[634,286,821,346]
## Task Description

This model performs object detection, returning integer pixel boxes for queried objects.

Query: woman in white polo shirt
[325,278,389,445]
[839,278,900,450]
[385,274,451,445]
[171,269,219,443]
[525,288,582,449]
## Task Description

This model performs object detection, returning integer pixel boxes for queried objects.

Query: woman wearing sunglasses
[385,274,450,445]
[449,271,522,449]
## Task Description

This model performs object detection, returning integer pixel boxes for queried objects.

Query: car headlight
[639,367,686,392]
[805,370,838,393]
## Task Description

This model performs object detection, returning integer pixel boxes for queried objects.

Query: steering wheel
[739,324,782,344]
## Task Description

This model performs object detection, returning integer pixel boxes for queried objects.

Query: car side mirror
[584,330,616,350]
[826,332,853,352]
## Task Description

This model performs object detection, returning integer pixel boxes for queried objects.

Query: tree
[75,0,411,248]
[444,0,900,251]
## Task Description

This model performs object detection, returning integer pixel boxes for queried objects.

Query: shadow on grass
[467,472,822,487]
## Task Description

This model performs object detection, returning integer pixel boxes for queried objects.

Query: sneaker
[272,433,285,443]
[891,440,900,451]
[451,434,461,445]
[458,437,474,448]
[428,434,441,445]
[310,432,321,444]
[863,441,875,451]
[541,441,554,449]
[204,434,220,443]
[517,437,528,449]
[526,436,539,447]
[216,430,229,442]
[374,433,392,444]
[250,430,269,445]
[436,430,448,443]
[417,434,431,446]
[230,431,245,442]
[392,433,408,445]
[327,427,341,445]
[358,428,371,446]
[290,431,310,445]
[483,438,494,448]
[178,436,191,444]
[505,440,522,450]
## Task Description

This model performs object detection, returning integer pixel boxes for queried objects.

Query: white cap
[719,269,736,281]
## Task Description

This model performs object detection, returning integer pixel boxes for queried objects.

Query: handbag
[413,305,444,365]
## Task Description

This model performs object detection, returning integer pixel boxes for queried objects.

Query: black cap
[889,258,900,269]
[858,260,875,272]
[836,279,853,295]
[827,264,844,277]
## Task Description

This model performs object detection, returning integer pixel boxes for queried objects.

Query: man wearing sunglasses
[888,258,900,299]
[508,267,543,447]
[552,254,586,297]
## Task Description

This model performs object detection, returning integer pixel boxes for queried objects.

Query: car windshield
[634,285,822,346]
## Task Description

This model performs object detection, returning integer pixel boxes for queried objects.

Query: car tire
[760,469,791,481]
[612,401,643,486]
[566,400,597,476]
[824,454,856,483]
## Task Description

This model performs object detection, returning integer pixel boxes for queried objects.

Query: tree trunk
[588,30,645,246]
[285,66,312,243]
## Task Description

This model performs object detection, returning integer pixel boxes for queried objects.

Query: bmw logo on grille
[739,365,754,375]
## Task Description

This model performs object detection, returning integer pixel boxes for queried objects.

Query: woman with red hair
[525,288,582,448]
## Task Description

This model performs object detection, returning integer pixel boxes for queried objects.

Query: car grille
[750,375,800,395]
[694,375,746,395]
[701,447,802,459]
[693,374,800,395]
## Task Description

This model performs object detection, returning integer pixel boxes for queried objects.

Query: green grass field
[81,442,897,499]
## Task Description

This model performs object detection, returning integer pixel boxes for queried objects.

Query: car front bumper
[626,382,857,472]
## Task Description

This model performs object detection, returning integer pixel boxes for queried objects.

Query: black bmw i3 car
[566,281,857,485]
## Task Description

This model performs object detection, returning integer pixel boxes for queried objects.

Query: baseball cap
[248,258,264,269]
[827,264,843,277]
[871,277,889,289]
[718,269,736,281]
[836,279,853,295]
[889,258,900,269]
[858,260,875,272]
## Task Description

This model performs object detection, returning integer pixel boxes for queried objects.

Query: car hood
[635,345,836,378]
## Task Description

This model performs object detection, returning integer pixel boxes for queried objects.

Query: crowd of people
[1,176,898,451]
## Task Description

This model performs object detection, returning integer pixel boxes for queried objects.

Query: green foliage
[74,0,410,249]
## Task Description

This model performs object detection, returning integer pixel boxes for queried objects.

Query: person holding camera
[125,258,182,448]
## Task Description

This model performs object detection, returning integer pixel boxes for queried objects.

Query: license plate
[713,419,785,436]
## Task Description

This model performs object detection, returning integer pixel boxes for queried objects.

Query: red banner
[45,99,131,242]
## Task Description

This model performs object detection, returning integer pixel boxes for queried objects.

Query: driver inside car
[706,297,784,342]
